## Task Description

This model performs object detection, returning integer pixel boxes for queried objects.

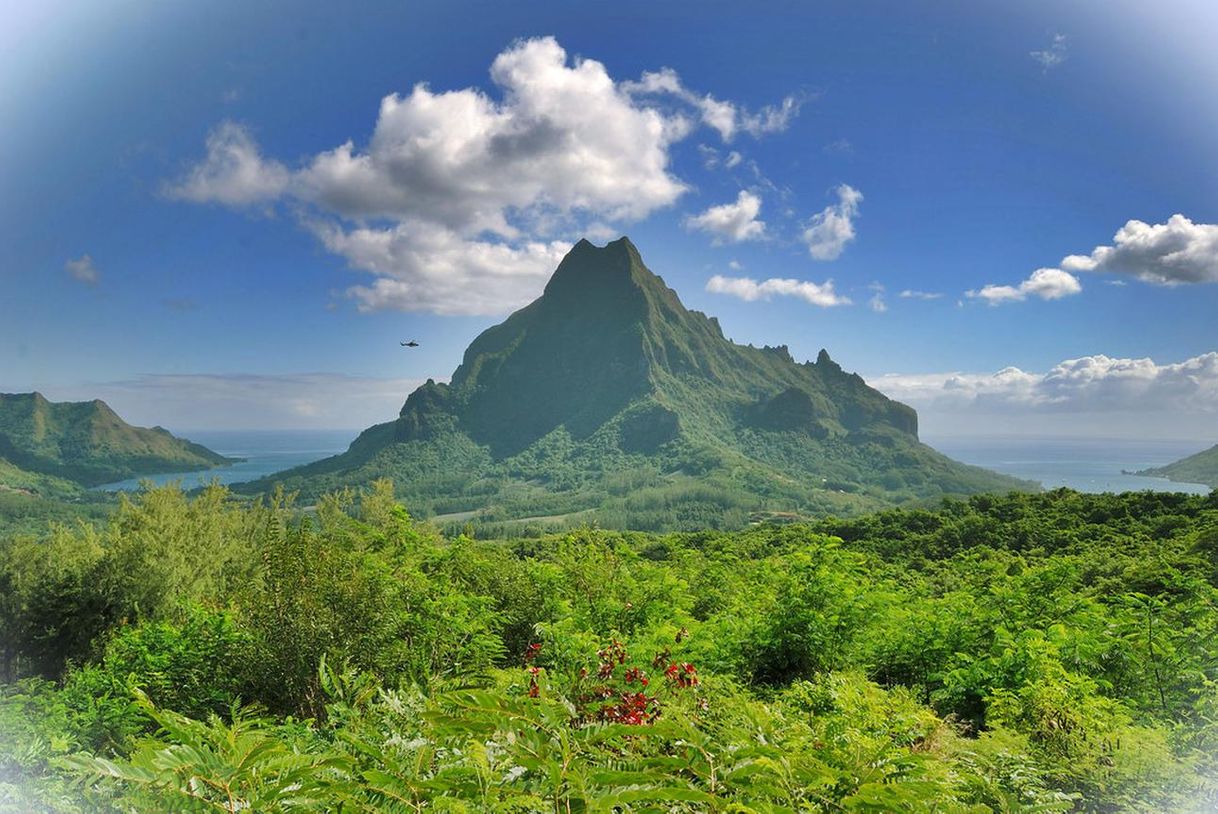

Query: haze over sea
[93,430,357,492]
[95,430,1212,497]
[928,436,1212,496]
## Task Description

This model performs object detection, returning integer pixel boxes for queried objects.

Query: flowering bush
[521,638,704,728]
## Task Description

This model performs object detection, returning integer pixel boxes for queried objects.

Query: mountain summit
[0,392,234,488]
[247,237,1029,529]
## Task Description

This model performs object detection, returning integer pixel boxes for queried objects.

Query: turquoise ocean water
[95,431,1213,496]
[94,429,357,492]
[927,437,1212,495]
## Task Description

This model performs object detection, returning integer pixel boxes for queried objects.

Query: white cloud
[164,121,289,206]
[697,144,721,169]
[174,38,802,315]
[802,184,862,261]
[622,67,801,142]
[899,289,943,300]
[706,274,850,307]
[967,267,1081,305]
[873,352,1218,439]
[684,190,766,244]
[724,150,743,169]
[875,352,1218,413]
[1030,33,1068,71]
[737,96,801,138]
[309,220,571,315]
[47,373,424,431]
[294,38,688,232]
[64,254,98,285]
[1055,214,1218,285]
[867,283,888,313]
[728,259,743,271]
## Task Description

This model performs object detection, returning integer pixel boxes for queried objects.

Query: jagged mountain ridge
[0,392,235,488]
[244,237,1031,529]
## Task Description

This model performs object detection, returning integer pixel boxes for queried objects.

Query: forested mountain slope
[0,392,233,488]
[1138,442,1218,488]
[242,237,1031,528]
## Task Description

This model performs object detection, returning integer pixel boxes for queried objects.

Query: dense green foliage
[239,238,1031,530]
[0,392,233,488]
[0,460,115,539]
[1139,443,1218,488]
[3,482,1217,811]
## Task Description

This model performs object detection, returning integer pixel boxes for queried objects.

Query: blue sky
[2,0,1216,438]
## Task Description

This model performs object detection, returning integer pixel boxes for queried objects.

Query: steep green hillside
[1137,443,1218,488]
[241,237,1031,529]
[0,457,80,499]
[0,392,235,487]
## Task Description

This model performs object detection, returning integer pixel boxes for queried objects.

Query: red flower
[526,664,542,698]
[664,662,699,688]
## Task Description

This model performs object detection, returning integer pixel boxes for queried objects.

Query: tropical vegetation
[2,481,1216,811]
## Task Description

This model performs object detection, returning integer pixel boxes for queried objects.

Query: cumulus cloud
[966,214,1218,304]
[706,274,850,307]
[802,184,862,261]
[171,38,800,315]
[164,121,289,206]
[1055,214,1218,285]
[967,268,1081,305]
[874,352,1218,414]
[293,38,688,232]
[1030,33,1068,71]
[622,67,801,142]
[64,254,99,285]
[684,190,766,244]
[309,220,571,315]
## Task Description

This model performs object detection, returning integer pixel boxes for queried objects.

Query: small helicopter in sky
[400,340,420,348]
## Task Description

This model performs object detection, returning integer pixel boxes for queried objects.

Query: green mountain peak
[244,237,1032,529]
[0,392,235,488]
